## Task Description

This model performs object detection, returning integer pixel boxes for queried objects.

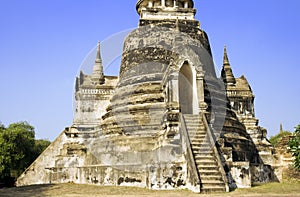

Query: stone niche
[250,164,276,184]
[227,162,251,189]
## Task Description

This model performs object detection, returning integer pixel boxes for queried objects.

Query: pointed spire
[223,45,229,65]
[221,45,236,86]
[92,41,104,84]
[95,41,101,63]
[175,17,179,31]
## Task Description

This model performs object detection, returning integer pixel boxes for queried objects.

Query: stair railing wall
[180,113,201,192]
[202,113,230,192]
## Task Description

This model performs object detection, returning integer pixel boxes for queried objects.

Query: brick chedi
[17,0,278,193]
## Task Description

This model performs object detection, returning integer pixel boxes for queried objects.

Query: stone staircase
[183,114,227,193]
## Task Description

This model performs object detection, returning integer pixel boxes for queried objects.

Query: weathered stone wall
[73,75,118,127]
[17,125,200,192]
[17,131,68,186]
[250,164,276,184]
[227,162,251,189]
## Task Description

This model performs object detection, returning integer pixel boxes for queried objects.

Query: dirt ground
[0,181,300,197]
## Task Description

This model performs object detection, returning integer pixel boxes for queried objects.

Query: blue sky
[0,0,299,141]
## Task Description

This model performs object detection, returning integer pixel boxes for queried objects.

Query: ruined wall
[17,125,200,192]
[17,131,68,186]
[227,162,251,189]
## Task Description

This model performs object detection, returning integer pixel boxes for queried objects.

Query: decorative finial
[96,41,101,63]
[175,17,179,31]
[221,45,236,85]
[92,41,105,84]
[223,45,229,65]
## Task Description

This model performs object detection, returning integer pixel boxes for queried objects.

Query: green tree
[288,124,300,170]
[0,121,51,186]
[33,139,51,158]
[0,122,35,184]
[0,122,4,131]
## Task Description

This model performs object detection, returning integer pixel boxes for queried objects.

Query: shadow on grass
[0,184,55,197]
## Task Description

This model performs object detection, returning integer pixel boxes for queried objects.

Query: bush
[288,124,300,171]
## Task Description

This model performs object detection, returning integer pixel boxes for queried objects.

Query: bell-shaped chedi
[16,0,278,193]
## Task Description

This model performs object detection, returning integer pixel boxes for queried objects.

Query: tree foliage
[33,139,51,158]
[0,122,51,186]
[288,124,300,171]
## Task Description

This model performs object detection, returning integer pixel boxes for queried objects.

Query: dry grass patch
[0,181,300,197]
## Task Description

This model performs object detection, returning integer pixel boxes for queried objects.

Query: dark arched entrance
[179,62,193,114]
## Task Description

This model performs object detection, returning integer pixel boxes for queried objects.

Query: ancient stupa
[17,0,277,193]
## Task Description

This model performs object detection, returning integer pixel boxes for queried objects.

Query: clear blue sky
[0,0,299,141]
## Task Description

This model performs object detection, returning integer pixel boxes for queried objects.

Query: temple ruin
[17,0,279,193]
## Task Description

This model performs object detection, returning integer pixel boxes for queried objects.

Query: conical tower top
[95,41,102,63]
[221,46,236,86]
[223,45,230,65]
[92,41,104,84]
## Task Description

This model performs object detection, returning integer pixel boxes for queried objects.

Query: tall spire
[175,17,179,31]
[221,46,236,86]
[95,41,101,63]
[223,46,230,65]
[92,41,105,84]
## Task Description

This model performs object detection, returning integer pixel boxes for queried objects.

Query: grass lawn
[0,181,300,197]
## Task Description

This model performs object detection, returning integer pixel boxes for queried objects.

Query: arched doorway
[179,62,194,114]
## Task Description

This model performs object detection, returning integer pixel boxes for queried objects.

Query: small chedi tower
[17,0,278,193]
[73,42,118,128]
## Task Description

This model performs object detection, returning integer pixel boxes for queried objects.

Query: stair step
[187,130,206,134]
[197,165,220,170]
[191,142,207,146]
[185,122,204,125]
[185,121,203,124]
[194,150,214,154]
[191,140,209,145]
[199,170,221,176]
[191,137,207,141]
[184,115,201,117]
[189,134,207,137]
[184,118,202,123]
[192,144,211,148]
[194,146,213,150]
[195,153,214,157]
[201,180,225,184]
[196,160,217,166]
[188,130,206,134]
[192,139,210,143]
[199,175,223,181]
[189,134,207,138]
[194,155,215,160]
[193,149,213,153]
[189,135,207,140]
[201,186,226,193]
[190,134,207,138]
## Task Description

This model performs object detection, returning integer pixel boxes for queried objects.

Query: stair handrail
[202,113,230,192]
[180,113,201,192]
